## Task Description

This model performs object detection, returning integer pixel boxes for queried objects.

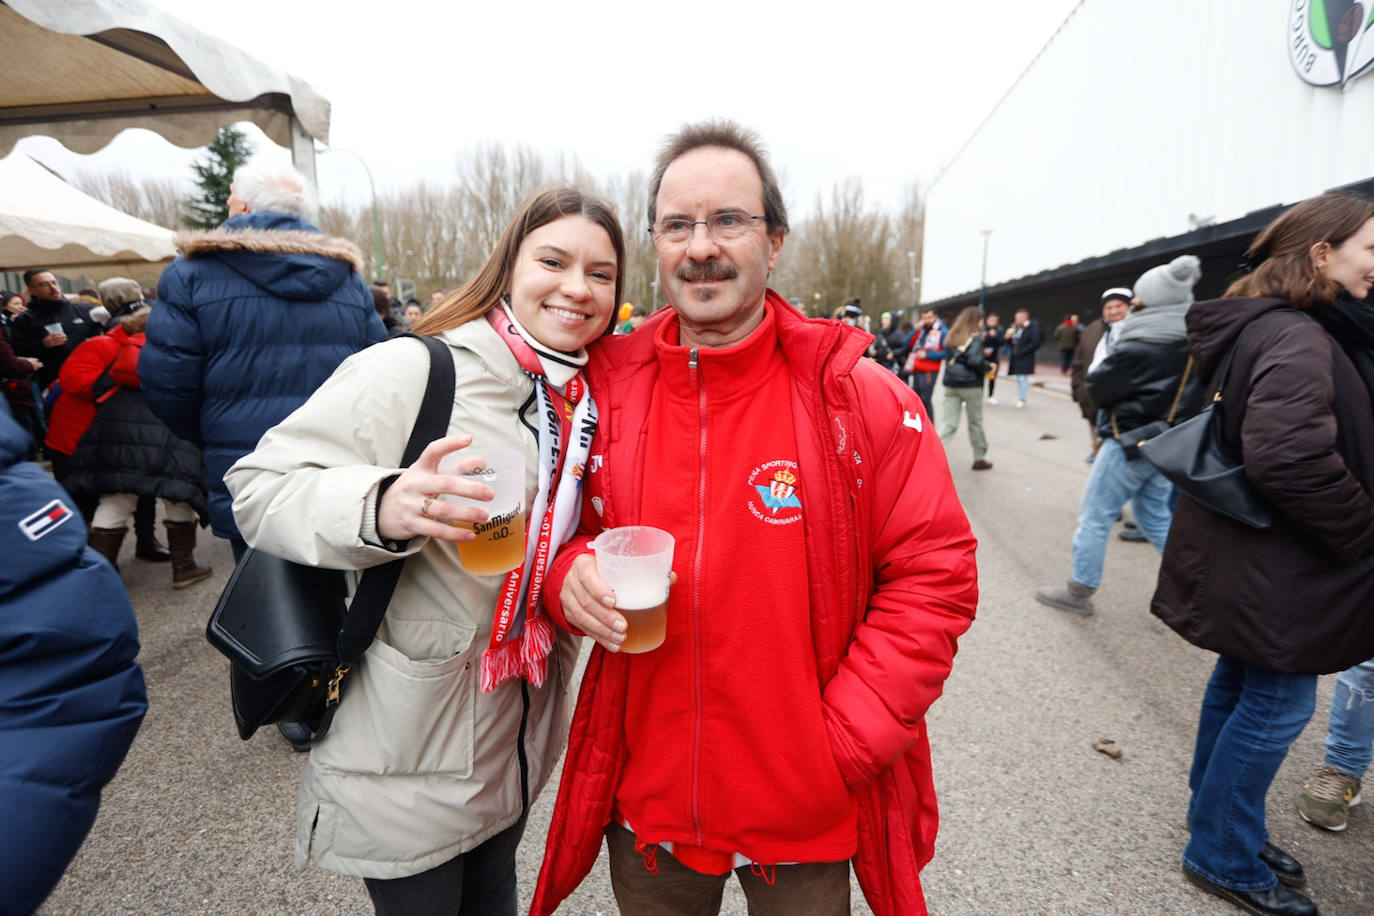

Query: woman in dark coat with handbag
[1151,193,1374,916]
[63,306,212,588]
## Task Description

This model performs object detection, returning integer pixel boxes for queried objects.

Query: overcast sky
[17,0,1083,220]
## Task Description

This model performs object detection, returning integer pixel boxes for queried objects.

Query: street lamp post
[978,229,993,311]
[320,146,386,284]
[907,250,919,309]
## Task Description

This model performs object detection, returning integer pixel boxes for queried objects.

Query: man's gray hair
[231,159,317,220]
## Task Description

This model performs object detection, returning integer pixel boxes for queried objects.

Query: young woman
[1152,192,1374,916]
[225,187,625,916]
[981,312,1002,403]
[0,290,25,328]
[937,306,992,470]
[61,305,212,587]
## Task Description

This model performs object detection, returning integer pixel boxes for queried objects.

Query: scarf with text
[480,306,597,691]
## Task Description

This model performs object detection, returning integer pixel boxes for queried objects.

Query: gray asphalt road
[38,382,1371,915]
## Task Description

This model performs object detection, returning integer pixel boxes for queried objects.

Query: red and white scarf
[480,305,597,692]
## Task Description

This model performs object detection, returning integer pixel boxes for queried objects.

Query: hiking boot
[1297,765,1362,831]
[165,520,213,589]
[1034,580,1096,616]
[88,526,128,570]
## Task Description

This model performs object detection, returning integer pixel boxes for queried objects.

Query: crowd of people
[3,118,1372,916]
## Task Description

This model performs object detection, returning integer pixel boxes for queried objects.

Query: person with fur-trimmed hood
[141,159,387,561]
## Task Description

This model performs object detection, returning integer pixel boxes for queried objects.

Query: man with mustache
[529,121,979,916]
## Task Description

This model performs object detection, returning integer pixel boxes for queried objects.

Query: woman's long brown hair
[411,187,626,338]
[945,306,985,350]
[1225,192,1374,309]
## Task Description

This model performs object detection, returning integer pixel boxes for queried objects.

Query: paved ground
[38,373,1372,915]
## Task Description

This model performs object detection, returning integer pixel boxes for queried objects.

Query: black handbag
[206,334,456,741]
[1139,330,1273,530]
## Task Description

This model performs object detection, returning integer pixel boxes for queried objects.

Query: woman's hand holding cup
[377,434,493,542]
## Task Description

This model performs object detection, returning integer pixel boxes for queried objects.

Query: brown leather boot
[88,526,128,570]
[134,496,170,561]
[164,520,212,589]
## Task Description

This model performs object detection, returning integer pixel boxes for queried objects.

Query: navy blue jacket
[0,399,147,915]
[141,213,387,538]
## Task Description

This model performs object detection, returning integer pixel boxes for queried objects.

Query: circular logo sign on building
[1290,0,1374,87]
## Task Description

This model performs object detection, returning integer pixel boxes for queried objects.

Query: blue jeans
[1185,657,1317,891]
[1069,437,1174,589]
[1014,374,1029,401]
[1324,657,1374,779]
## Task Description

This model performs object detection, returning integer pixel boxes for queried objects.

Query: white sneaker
[986,397,999,405]
[1015,400,1026,408]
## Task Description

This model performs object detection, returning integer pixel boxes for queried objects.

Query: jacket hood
[174,213,365,302]
[1186,297,1288,382]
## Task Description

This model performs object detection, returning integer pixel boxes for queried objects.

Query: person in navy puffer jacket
[140,159,386,558]
[0,397,147,916]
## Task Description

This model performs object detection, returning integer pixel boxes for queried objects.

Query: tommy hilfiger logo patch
[20,499,75,541]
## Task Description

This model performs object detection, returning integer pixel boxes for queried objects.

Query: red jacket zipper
[690,346,706,844]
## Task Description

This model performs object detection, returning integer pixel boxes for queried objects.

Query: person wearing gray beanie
[97,276,147,331]
[1134,254,1202,309]
[1034,254,1205,617]
[1116,254,1203,350]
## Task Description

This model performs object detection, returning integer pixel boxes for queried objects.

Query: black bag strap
[335,334,456,662]
[1109,354,1193,440]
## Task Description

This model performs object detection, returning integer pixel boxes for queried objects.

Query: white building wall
[922,0,1374,302]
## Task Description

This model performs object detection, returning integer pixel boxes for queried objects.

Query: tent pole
[289,116,318,196]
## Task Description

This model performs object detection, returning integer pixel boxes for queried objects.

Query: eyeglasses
[649,212,766,246]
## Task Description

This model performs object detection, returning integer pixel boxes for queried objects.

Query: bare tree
[314,147,925,325]
[889,182,925,314]
[775,178,897,318]
[602,170,658,313]
[71,168,189,230]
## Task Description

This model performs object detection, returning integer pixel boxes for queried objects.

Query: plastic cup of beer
[437,447,526,575]
[592,526,675,654]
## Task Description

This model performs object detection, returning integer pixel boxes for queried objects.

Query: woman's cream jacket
[225,319,579,879]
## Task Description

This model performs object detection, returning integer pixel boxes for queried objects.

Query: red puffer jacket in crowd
[529,292,979,916]
[46,328,124,456]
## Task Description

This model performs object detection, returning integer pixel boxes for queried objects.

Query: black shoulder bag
[1139,327,1273,530]
[205,335,455,741]
[1109,356,1193,461]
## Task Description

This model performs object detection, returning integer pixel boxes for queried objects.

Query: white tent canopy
[0,0,328,183]
[0,151,175,283]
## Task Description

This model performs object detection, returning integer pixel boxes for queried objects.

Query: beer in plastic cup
[437,447,526,575]
[592,526,675,653]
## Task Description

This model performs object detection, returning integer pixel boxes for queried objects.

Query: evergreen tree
[182,127,252,228]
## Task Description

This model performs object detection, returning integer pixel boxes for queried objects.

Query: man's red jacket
[530,293,978,916]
